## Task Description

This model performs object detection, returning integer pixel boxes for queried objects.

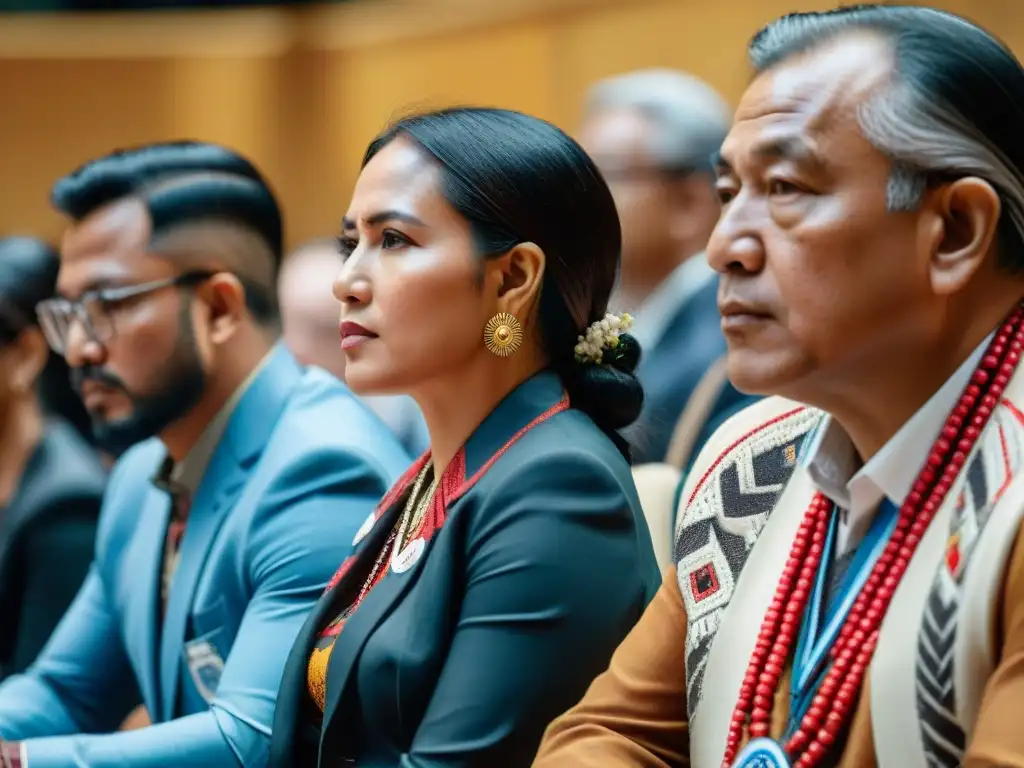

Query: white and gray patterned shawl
[673,389,1024,768]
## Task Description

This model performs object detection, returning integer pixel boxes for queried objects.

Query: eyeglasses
[36,271,213,356]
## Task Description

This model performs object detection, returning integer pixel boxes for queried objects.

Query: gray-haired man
[580,69,755,466]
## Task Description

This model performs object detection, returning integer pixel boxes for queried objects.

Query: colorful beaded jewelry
[724,305,1024,768]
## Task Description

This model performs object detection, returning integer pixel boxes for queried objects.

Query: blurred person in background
[0,236,105,682]
[268,107,659,768]
[279,237,429,455]
[35,324,97,453]
[0,141,409,768]
[580,69,757,467]
[278,238,346,382]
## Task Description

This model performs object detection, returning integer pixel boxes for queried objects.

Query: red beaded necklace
[722,305,1024,768]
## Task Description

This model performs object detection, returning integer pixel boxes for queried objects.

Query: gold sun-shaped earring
[483,312,523,357]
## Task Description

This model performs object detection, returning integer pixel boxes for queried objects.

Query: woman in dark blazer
[0,237,106,680]
[268,108,661,767]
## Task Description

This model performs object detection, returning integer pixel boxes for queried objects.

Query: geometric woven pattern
[675,406,821,720]
[916,403,1024,766]
[917,581,965,768]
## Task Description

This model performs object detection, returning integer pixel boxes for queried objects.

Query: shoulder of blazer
[11,420,106,527]
[264,367,411,478]
[0,423,103,579]
[455,409,638,529]
[480,405,628,473]
[38,420,106,505]
[674,396,824,537]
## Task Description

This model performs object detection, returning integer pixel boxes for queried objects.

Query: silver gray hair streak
[749,14,1024,250]
[857,76,1024,243]
[584,68,732,174]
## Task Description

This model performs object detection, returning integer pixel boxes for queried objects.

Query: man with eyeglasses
[0,141,411,768]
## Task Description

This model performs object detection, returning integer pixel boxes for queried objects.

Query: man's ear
[926,177,1001,296]
[197,272,249,345]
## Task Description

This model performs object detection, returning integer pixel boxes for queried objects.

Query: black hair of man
[51,140,284,324]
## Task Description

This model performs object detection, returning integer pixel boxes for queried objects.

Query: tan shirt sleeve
[965,518,1024,768]
[532,565,690,768]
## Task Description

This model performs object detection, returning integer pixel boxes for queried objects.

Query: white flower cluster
[574,312,634,364]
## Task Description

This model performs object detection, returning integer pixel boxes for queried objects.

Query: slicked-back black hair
[51,140,284,323]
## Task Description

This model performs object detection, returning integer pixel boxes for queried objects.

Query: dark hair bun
[567,333,644,433]
[607,332,641,375]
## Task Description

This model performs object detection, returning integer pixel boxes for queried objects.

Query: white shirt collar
[801,335,989,552]
[629,254,715,350]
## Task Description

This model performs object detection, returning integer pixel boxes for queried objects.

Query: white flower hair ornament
[573,312,634,365]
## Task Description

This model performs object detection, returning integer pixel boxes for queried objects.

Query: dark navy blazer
[627,277,757,466]
[269,372,661,768]
[0,419,105,680]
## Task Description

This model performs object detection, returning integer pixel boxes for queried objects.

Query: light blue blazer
[0,345,411,768]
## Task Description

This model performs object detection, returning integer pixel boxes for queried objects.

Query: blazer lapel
[0,473,36,584]
[270,452,430,768]
[157,445,247,720]
[269,571,352,768]
[0,429,59,576]
[157,345,304,720]
[317,375,571,750]
[318,496,426,748]
[0,450,42,577]
[457,371,568,487]
[127,482,173,717]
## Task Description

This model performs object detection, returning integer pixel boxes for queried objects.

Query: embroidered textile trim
[674,406,820,720]
[323,396,570,597]
[915,399,1024,766]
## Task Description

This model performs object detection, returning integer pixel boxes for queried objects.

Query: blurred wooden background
[0,0,1016,248]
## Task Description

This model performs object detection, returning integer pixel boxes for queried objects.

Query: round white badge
[352,512,376,546]
[392,538,426,574]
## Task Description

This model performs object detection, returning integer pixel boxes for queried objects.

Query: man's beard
[71,314,207,457]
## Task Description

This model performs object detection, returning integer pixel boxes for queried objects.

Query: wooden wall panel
[167,57,282,180]
[0,58,173,242]
[274,48,333,245]
[0,0,1019,248]
[549,0,842,128]
[321,20,559,224]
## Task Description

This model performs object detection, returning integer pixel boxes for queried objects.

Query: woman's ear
[489,242,546,318]
[927,177,1001,296]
